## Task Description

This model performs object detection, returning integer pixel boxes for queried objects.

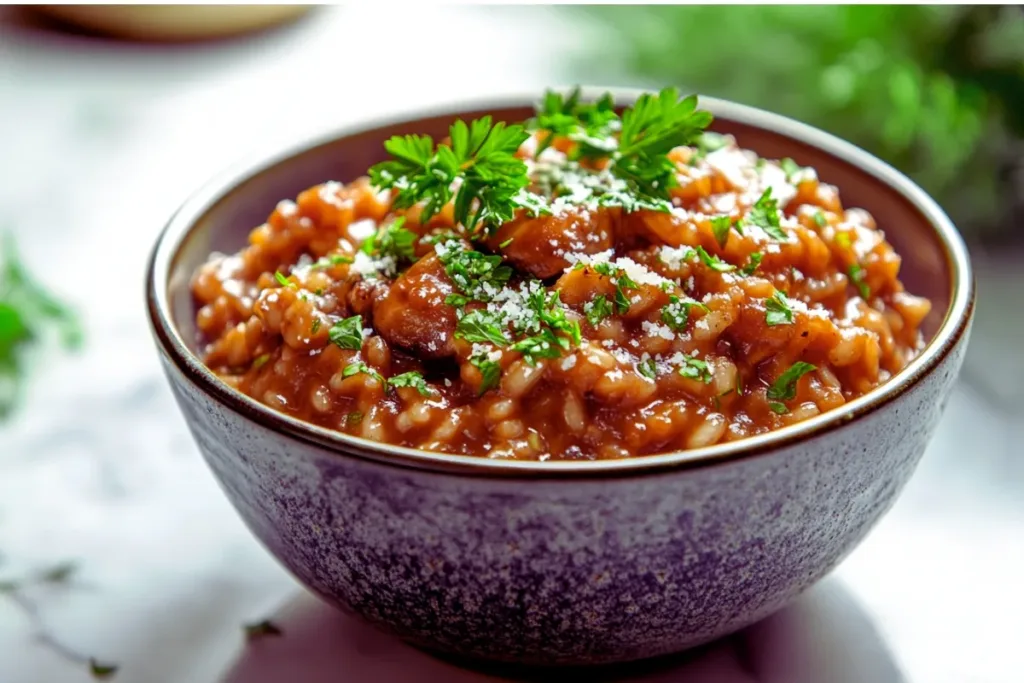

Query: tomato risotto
[191,88,932,460]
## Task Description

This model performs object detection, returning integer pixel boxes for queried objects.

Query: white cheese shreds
[641,320,676,341]
[348,218,377,242]
[559,354,578,370]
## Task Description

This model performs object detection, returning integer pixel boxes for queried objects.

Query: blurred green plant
[573,5,1024,240]
[0,231,82,419]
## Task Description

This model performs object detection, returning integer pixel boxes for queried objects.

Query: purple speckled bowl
[145,89,974,666]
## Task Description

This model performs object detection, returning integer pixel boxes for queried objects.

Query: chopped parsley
[498,237,514,248]
[470,352,502,394]
[346,410,364,427]
[328,315,364,351]
[311,253,354,269]
[741,188,786,240]
[388,371,434,397]
[780,157,804,181]
[693,131,730,159]
[661,294,706,332]
[252,353,271,370]
[678,355,713,384]
[437,242,512,302]
[638,356,657,379]
[455,309,508,346]
[740,252,763,276]
[835,231,853,250]
[274,271,292,287]
[848,263,871,299]
[592,261,639,313]
[764,291,794,326]
[444,293,470,308]
[768,401,789,414]
[511,329,569,365]
[766,361,817,413]
[695,246,736,272]
[509,287,581,364]
[583,294,614,326]
[369,116,545,235]
[360,216,417,264]
[342,362,385,384]
[710,215,732,247]
[530,87,620,158]
[813,210,828,228]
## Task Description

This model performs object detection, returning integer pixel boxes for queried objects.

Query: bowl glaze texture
[146,89,974,666]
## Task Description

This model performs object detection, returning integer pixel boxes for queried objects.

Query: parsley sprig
[369,117,545,235]
[529,87,619,158]
[360,216,417,265]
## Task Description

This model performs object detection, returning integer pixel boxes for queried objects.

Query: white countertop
[1,7,1021,683]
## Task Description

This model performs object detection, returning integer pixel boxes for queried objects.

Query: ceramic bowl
[145,89,974,666]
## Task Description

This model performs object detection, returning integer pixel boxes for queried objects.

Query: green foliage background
[572,5,1024,241]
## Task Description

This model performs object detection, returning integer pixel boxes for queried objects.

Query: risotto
[191,88,932,461]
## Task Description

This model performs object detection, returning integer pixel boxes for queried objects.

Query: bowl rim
[146,86,975,480]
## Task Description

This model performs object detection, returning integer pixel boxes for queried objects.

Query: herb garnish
[529,87,619,158]
[89,659,119,680]
[583,294,614,326]
[591,261,639,313]
[764,291,794,326]
[369,117,545,235]
[274,271,292,287]
[848,264,870,299]
[766,361,817,413]
[678,355,713,383]
[835,231,853,250]
[695,246,736,272]
[470,352,502,394]
[780,157,805,181]
[310,253,354,269]
[813,210,828,228]
[661,294,706,332]
[360,216,417,264]
[328,315,364,351]
[740,252,763,276]
[436,242,512,302]
[455,309,508,346]
[710,215,733,247]
[740,188,786,240]
[342,362,385,385]
[388,371,434,397]
[638,356,657,379]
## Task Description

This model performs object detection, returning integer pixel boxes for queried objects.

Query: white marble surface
[0,7,1021,683]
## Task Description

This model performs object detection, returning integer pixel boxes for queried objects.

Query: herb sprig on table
[0,232,82,418]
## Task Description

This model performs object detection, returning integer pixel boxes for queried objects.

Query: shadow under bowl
[146,88,974,666]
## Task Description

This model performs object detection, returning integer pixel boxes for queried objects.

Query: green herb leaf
[740,252,763,276]
[342,362,385,385]
[530,87,621,158]
[741,188,786,240]
[768,401,789,414]
[436,242,512,302]
[710,215,732,247]
[244,619,283,641]
[848,263,871,299]
[661,294,706,332]
[311,253,353,269]
[328,315,364,351]
[455,309,508,346]
[89,658,119,680]
[370,117,544,235]
[678,355,712,383]
[274,271,292,287]
[766,361,817,402]
[252,353,271,370]
[311,318,321,334]
[511,329,565,365]
[583,294,614,326]
[813,211,828,228]
[470,352,501,394]
[388,371,434,396]
[638,356,657,379]
[346,411,364,427]
[780,157,804,181]
[360,216,417,264]
[764,291,794,326]
[695,246,736,272]
[835,231,853,250]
